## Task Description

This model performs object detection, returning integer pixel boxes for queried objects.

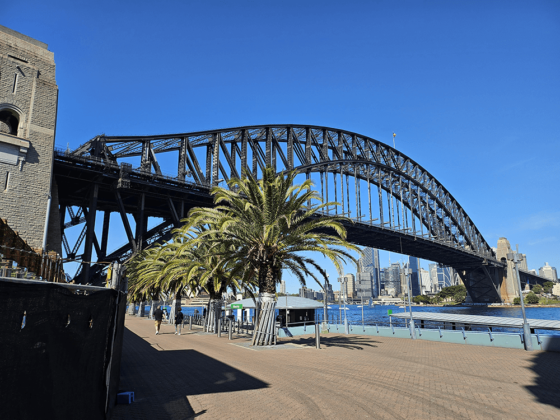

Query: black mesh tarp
[0,280,118,420]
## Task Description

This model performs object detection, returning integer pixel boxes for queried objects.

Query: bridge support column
[496,238,521,303]
[82,184,99,284]
[100,211,110,260]
[457,265,503,304]
[135,194,146,251]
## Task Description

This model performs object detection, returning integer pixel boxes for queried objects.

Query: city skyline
[5,1,558,291]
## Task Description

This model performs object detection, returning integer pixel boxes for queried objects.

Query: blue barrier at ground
[277,324,560,352]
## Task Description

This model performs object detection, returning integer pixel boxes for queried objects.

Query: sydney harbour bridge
[54,124,542,302]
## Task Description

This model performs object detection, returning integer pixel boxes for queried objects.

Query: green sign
[387,309,393,315]
[231,303,243,310]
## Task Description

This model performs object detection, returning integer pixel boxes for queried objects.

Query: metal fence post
[189,315,192,330]
[228,319,233,340]
[217,318,222,338]
[315,323,320,349]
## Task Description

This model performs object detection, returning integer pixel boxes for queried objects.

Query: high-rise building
[379,268,386,295]
[324,283,334,302]
[356,272,375,299]
[337,274,355,299]
[539,263,558,281]
[419,268,431,294]
[429,263,458,290]
[407,257,422,296]
[385,263,401,296]
[280,280,286,295]
[358,248,381,296]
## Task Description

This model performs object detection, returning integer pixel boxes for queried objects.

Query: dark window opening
[0,109,19,136]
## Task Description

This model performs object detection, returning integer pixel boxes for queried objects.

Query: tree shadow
[109,328,269,420]
[285,334,379,350]
[525,346,560,409]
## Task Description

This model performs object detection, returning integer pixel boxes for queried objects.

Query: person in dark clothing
[154,306,164,335]
[174,308,184,335]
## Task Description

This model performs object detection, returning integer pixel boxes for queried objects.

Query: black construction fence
[0,272,127,420]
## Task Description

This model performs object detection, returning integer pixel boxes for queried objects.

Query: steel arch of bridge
[61,124,504,300]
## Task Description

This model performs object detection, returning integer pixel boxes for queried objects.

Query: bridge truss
[55,125,506,302]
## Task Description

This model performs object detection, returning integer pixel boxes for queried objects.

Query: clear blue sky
[4,1,559,291]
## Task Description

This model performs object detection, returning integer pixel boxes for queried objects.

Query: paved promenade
[110,315,560,420]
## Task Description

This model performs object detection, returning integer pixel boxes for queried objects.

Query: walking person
[154,305,164,335]
[175,308,184,335]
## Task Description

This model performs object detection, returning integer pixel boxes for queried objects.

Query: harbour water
[141,303,560,335]
[324,304,560,334]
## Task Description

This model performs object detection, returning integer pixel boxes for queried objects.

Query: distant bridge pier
[457,265,504,304]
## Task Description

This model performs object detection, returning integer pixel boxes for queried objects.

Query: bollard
[189,315,193,330]
[218,319,222,337]
[315,323,320,349]
[228,319,233,340]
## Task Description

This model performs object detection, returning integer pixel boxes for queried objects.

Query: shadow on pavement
[525,349,560,409]
[286,334,379,350]
[110,328,269,420]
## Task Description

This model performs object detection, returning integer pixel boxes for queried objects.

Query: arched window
[0,108,20,136]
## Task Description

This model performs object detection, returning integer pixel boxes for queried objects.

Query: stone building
[0,25,61,254]
[539,263,558,281]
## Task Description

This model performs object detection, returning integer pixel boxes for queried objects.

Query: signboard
[231,303,243,310]
[387,309,393,315]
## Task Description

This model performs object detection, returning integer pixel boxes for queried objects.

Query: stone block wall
[0,25,60,254]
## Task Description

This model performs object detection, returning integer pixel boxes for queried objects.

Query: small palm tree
[165,223,255,331]
[188,166,361,305]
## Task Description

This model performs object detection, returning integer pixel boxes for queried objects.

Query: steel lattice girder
[71,125,495,259]
[61,124,505,294]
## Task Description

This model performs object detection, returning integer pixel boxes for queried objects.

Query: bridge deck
[391,312,560,331]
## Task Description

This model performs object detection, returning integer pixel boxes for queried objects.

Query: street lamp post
[323,274,329,328]
[405,268,416,339]
[343,278,349,334]
[508,245,533,351]
[338,275,349,334]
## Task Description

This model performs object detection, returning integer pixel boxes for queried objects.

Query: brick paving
[110,315,560,420]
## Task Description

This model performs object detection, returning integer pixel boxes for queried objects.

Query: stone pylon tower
[496,237,518,303]
[0,25,61,254]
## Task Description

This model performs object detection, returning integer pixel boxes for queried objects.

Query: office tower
[324,283,334,302]
[385,263,401,296]
[280,280,286,295]
[337,274,355,299]
[356,272,375,299]
[358,247,381,297]
[429,263,457,290]
[419,268,431,294]
[539,263,558,281]
[408,257,422,296]
[379,268,386,295]
[299,286,307,298]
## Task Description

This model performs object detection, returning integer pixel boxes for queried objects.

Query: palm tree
[163,223,254,331]
[127,222,255,332]
[187,166,361,322]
